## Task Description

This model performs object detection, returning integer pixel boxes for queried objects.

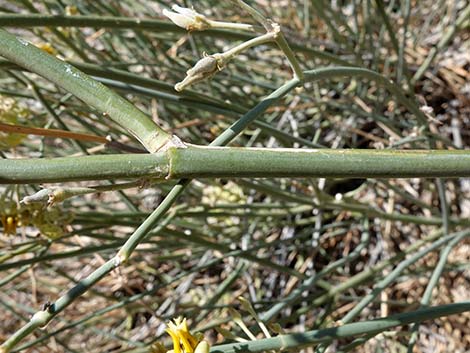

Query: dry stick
[0,122,107,144]
[0,122,144,153]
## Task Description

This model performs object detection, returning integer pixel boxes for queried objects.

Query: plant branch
[210,302,470,353]
[1,148,469,184]
[0,63,443,349]
[412,4,470,84]
[0,28,175,152]
[0,14,351,65]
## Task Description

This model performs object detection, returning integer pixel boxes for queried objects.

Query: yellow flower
[165,317,205,353]
[0,95,28,149]
[1,214,18,235]
[36,42,58,56]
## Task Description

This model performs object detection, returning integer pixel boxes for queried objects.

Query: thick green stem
[2,148,469,184]
[0,154,168,183]
[0,28,173,152]
[167,147,470,179]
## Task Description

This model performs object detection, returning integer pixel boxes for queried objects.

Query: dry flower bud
[175,54,224,91]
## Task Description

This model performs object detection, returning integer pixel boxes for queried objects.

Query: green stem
[2,148,469,184]
[221,32,275,60]
[0,14,182,31]
[374,0,399,55]
[228,0,304,79]
[167,147,470,179]
[406,179,453,352]
[0,63,443,350]
[0,258,118,353]
[274,31,304,80]
[340,230,469,324]
[303,67,427,126]
[0,14,351,65]
[0,75,299,352]
[228,0,272,30]
[298,229,445,311]
[412,4,470,84]
[0,28,173,152]
[210,302,470,353]
[261,219,370,321]
[0,154,168,183]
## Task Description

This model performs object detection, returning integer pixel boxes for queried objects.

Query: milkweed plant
[0,1,469,353]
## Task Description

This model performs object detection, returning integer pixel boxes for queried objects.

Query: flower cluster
[0,199,73,239]
[0,95,29,149]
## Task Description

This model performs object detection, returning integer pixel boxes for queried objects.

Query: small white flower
[163,5,210,31]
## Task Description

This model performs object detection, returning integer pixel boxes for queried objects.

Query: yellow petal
[166,328,181,353]
[178,330,195,353]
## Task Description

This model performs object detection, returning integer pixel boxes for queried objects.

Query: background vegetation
[0,1,469,352]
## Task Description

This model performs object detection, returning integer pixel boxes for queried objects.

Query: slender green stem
[210,302,470,353]
[222,32,276,60]
[261,219,370,321]
[0,258,118,353]
[412,4,470,84]
[207,20,256,32]
[0,14,182,31]
[374,0,399,55]
[297,229,445,311]
[303,67,427,126]
[0,14,351,65]
[228,0,272,31]
[0,28,173,152]
[340,230,469,324]
[228,0,304,79]
[274,31,304,80]
[406,179,452,352]
[397,0,411,84]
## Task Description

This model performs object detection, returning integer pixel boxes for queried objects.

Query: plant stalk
[0,28,174,152]
[210,302,470,353]
[1,148,469,184]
